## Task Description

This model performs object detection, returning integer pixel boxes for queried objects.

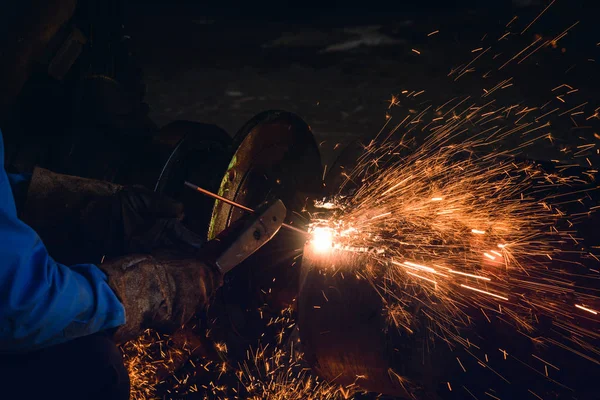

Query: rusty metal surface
[206,110,323,361]
[208,110,323,239]
[296,140,426,398]
[296,227,550,399]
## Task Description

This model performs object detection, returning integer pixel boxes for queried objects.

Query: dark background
[122,0,600,166]
[1,1,599,398]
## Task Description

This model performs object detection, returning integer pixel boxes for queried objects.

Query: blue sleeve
[6,173,31,187]
[7,172,31,211]
[0,132,126,353]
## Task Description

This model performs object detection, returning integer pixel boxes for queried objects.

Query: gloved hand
[98,199,288,343]
[106,185,204,256]
[21,167,203,264]
[98,253,222,344]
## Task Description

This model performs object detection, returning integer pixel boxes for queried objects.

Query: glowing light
[460,284,509,301]
[310,227,335,253]
[448,270,491,281]
[370,212,392,220]
[315,201,337,209]
[402,261,437,274]
[304,78,599,394]
[575,304,598,315]
[406,271,438,286]
[122,18,600,396]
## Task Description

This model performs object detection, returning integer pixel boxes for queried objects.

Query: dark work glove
[99,200,286,343]
[107,185,205,256]
[99,253,222,344]
[22,167,204,265]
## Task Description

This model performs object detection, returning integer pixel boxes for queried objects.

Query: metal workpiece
[298,247,421,399]
[297,243,598,399]
[205,110,324,362]
[208,109,323,240]
[215,200,287,275]
[296,244,479,399]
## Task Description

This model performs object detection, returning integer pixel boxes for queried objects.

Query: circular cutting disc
[208,110,323,238]
[207,110,323,361]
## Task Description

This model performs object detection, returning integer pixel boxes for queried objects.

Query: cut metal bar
[184,181,307,235]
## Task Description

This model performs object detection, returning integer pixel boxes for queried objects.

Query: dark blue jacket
[0,130,125,353]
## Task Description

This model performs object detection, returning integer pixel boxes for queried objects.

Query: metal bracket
[215,200,286,274]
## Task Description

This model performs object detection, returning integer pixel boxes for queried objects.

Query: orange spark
[461,284,509,301]
[575,304,598,315]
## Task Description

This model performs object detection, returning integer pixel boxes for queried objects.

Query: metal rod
[184,181,253,212]
[184,181,308,235]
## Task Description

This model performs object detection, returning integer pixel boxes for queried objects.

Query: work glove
[97,198,289,343]
[106,185,204,256]
[98,253,222,344]
[21,167,203,265]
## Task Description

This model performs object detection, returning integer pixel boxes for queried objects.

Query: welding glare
[310,226,335,253]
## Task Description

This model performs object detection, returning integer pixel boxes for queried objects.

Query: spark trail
[307,80,599,397]
[122,4,600,398]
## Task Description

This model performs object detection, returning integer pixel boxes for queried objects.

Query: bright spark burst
[307,83,599,381]
[122,7,599,398]
[226,346,356,400]
[122,308,353,400]
[309,226,335,254]
[120,330,161,400]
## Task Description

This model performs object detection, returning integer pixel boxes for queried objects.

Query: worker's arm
[0,135,226,348]
[0,135,126,353]
[6,172,31,214]
[1,130,269,348]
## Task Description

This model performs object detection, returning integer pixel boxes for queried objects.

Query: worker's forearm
[6,172,31,212]
[99,254,222,344]
[21,167,122,265]
[0,256,125,353]
[0,133,125,353]
[0,206,125,353]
